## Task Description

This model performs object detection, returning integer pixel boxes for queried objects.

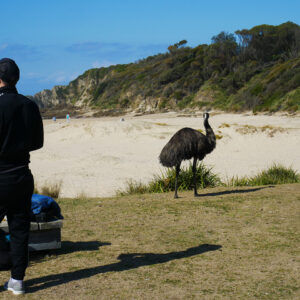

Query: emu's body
[159,113,216,198]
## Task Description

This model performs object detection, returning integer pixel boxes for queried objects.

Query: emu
[159,112,216,198]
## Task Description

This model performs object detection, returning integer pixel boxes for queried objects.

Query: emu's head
[203,112,210,120]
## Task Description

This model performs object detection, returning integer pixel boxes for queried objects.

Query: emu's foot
[174,194,179,199]
[194,192,201,197]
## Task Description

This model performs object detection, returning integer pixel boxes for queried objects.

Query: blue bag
[31,194,64,222]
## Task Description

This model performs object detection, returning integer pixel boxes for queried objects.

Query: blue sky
[1,0,299,95]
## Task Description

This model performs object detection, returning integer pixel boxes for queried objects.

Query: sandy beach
[30,112,300,198]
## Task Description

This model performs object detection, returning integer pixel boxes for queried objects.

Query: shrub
[120,98,130,108]
[177,94,194,109]
[35,181,62,198]
[250,164,299,185]
[227,164,299,186]
[118,164,299,196]
[117,180,149,196]
[118,163,221,196]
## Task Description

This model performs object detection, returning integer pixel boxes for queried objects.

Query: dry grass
[74,191,89,201]
[235,124,287,137]
[0,184,299,299]
[218,123,231,128]
[154,122,168,126]
[35,181,62,199]
[198,129,222,139]
[217,123,289,137]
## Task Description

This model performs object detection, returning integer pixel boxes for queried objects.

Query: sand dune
[30,112,300,198]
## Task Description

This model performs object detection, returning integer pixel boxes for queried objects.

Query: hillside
[32,22,300,116]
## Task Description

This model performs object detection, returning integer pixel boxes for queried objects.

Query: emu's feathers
[159,127,214,167]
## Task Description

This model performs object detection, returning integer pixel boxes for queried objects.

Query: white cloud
[69,72,80,81]
[0,43,42,61]
[0,44,8,50]
[23,72,40,79]
[37,71,68,84]
[92,60,114,68]
[54,75,68,83]
[33,70,83,85]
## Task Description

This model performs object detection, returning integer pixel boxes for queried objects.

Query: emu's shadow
[26,244,221,293]
[199,186,274,197]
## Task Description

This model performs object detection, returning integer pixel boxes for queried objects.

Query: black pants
[0,167,33,280]
[0,228,11,270]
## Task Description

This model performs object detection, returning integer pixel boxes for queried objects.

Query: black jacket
[0,86,43,170]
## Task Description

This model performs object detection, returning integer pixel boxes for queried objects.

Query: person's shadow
[57,241,111,255]
[25,243,221,293]
[29,241,111,262]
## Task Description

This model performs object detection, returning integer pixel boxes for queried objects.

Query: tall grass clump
[118,163,299,196]
[227,164,299,186]
[118,163,220,196]
[34,181,62,198]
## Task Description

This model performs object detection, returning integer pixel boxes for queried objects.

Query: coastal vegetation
[226,164,300,186]
[118,163,299,196]
[117,163,221,196]
[34,181,62,199]
[35,164,299,198]
[33,22,300,114]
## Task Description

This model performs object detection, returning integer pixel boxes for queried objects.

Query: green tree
[168,40,188,53]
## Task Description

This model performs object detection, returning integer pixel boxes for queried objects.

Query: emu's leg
[193,157,200,197]
[174,163,181,198]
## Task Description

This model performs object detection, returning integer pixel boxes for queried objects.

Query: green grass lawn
[1,184,299,299]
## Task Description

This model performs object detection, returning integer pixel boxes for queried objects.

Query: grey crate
[0,220,63,251]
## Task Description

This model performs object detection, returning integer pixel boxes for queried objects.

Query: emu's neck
[204,118,216,149]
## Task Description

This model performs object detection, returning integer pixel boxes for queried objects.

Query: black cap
[0,58,20,86]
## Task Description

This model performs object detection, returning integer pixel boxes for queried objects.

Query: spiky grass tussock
[34,181,62,198]
[118,163,299,196]
[226,164,300,186]
[117,163,221,196]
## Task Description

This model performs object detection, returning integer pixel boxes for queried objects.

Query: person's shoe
[4,278,25,295]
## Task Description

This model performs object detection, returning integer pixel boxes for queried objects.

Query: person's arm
[23,100,44,152]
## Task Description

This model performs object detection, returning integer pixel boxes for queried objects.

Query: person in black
[0,58,43,295]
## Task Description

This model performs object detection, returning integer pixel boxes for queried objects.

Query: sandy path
[30,112,300,198]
